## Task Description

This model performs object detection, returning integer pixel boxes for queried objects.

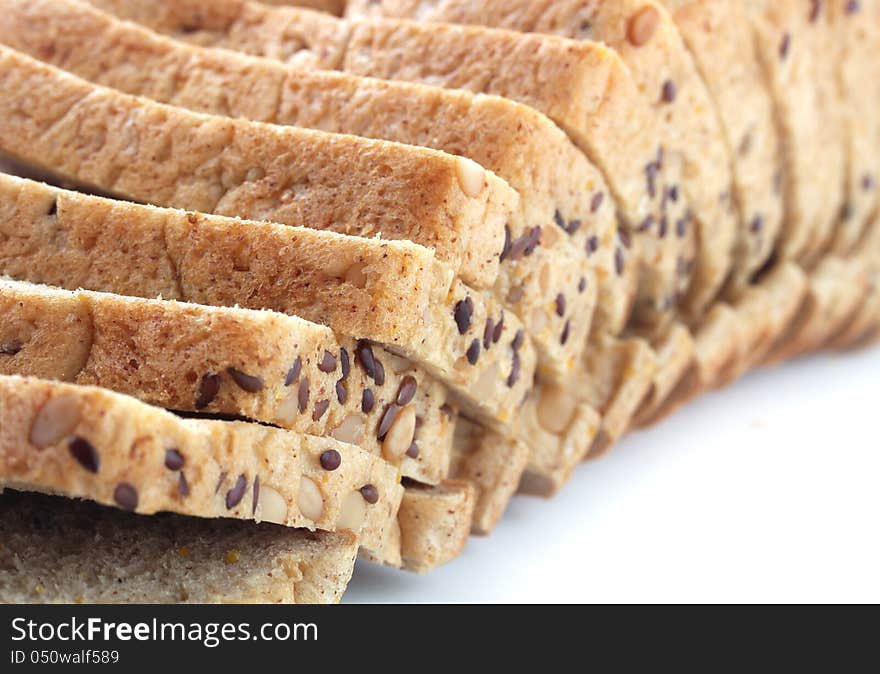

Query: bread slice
[645,262,810,423]
[0,375,403,559]
[744,2,864,359]
[0,172,535,428]
[513,387,601,497]
[828,0,880,255]
[746,0,845,265]
[830,216,880,348]
[396,480,475,573]
[660,0,784,292]
[0,0,619,375]
[0,278,453,485]
[449,419,530,535]
[346,0,737,320]
[0,47,513,292]
[772,1,880,357]
[0,491,357,604]
[765,256,870,361]
[582,335,658,459]
[87,0,692,334]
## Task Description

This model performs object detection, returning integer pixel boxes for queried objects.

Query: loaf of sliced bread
[0,0,617,374]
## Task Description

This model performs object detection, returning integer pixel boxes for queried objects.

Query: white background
[345,347,880,603]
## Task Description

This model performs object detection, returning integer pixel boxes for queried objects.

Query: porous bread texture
[0,491,357,604]
[0,278,453,485]
[86,0,692,334]
[0,375,404,559]
[0,44,512,292]
[343,0,753,432]
[746,0,846,266]
[339,22,694,333]
[346,0,737,321]
[0,173,534,429]
[659,0,785,294]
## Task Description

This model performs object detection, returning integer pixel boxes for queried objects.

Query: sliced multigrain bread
[746,0,846,265]
[513,385,602,497]
[765,256,870,361]
[0,278,453,485]
[0,45,513,292]
[0,173,535,428]
[0,491,357,604]
[346,0,737,320]
[659,0,784,292]
[828,0,880,255]
[582,334,658,458]
[830,216,880,348]
[87,0,692,334]
[766,1,880,358]
[0,375,403,559]
[396,480,475,574]
[449,419,530,535]
[0,0,621,374]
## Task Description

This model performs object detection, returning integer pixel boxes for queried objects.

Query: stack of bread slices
[0,0,876,603]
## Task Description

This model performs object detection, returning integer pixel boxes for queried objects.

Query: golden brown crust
[0,375,404,559]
